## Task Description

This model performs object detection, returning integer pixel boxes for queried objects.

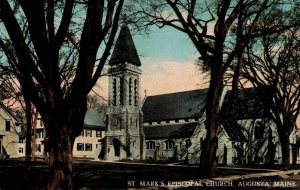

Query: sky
[95,26,209,99]
[93,26,300,128]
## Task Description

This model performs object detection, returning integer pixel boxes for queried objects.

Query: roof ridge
[146,88,208,98]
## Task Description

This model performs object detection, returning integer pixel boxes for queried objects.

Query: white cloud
[141,58,209,96]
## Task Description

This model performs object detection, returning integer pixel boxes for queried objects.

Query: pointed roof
[0,103,20,122]
[109,25,141,66]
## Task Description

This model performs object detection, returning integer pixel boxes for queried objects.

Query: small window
[85,143,92,151]
[35,131,43,139]
[85,129,92,137]
[146,141,155,150]
[96,130,102,137]
[5,121,10,131]
[81,130,84,137]
[77,143,84,151]
[119,118,123,129]
[185,139,192,149]
[165,140,174,150]
[35,144,41,152]
[254,121,264,139]
[19,138,24,143]
[40,120,44,127]
[19,148,23,153]
[136,118,138,128]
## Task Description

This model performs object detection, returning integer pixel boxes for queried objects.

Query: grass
[0,159,291,189]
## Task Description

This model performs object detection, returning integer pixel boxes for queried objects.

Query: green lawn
[0,159,287,189]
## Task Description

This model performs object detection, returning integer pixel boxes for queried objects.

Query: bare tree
[243,28,300,169]
[0,0,124,189]
[132,0,299,176]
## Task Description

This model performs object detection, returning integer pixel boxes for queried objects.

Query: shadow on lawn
[0,159,279,189]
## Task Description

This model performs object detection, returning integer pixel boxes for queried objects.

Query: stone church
[104,25,144,160]
[103,25,300,165]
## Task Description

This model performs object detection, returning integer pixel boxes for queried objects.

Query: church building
[104,25,300,165]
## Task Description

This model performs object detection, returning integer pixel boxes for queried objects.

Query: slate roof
[222,87,271,120]
[221,120,247,142]
[142,89,208,122]
[142,87,270,141]
[109,25,141,66]
[144,122,198,140]
[84,109,105,130]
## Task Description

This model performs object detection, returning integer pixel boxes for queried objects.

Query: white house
[73,109,105,158]
[31,109,105,159]
[0,103,22,158]
[33,117,46,157]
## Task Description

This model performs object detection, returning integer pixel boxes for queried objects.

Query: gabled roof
[144,122,198,140]
[0,102,20,122]
[142,87,270,123]
[221,120,247,142]
[222,87,271,120]
[84,109,105,130]
[142,89,208,122]
[109,25,141,66]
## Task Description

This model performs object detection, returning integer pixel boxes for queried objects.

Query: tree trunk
[31,111,38,160]
[47,118,73,190]
[200,76,223,177]
[279,131,290,170]
[25,99,32,164]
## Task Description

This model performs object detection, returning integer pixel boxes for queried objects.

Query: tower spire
[109,24,141,66]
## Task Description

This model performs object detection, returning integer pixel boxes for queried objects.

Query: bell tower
[105,25,144,160]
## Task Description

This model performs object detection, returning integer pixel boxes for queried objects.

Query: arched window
[112,78,117,106]
[254,121,264,139]
[134,79,138,106]
[119,77,124,106]
[146,141,155,150]
[129,78,132,106]
[185,139,192,149]
[165,140,174,150]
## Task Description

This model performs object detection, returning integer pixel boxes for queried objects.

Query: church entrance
[98,138,106,160]
[113,138,121,157]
